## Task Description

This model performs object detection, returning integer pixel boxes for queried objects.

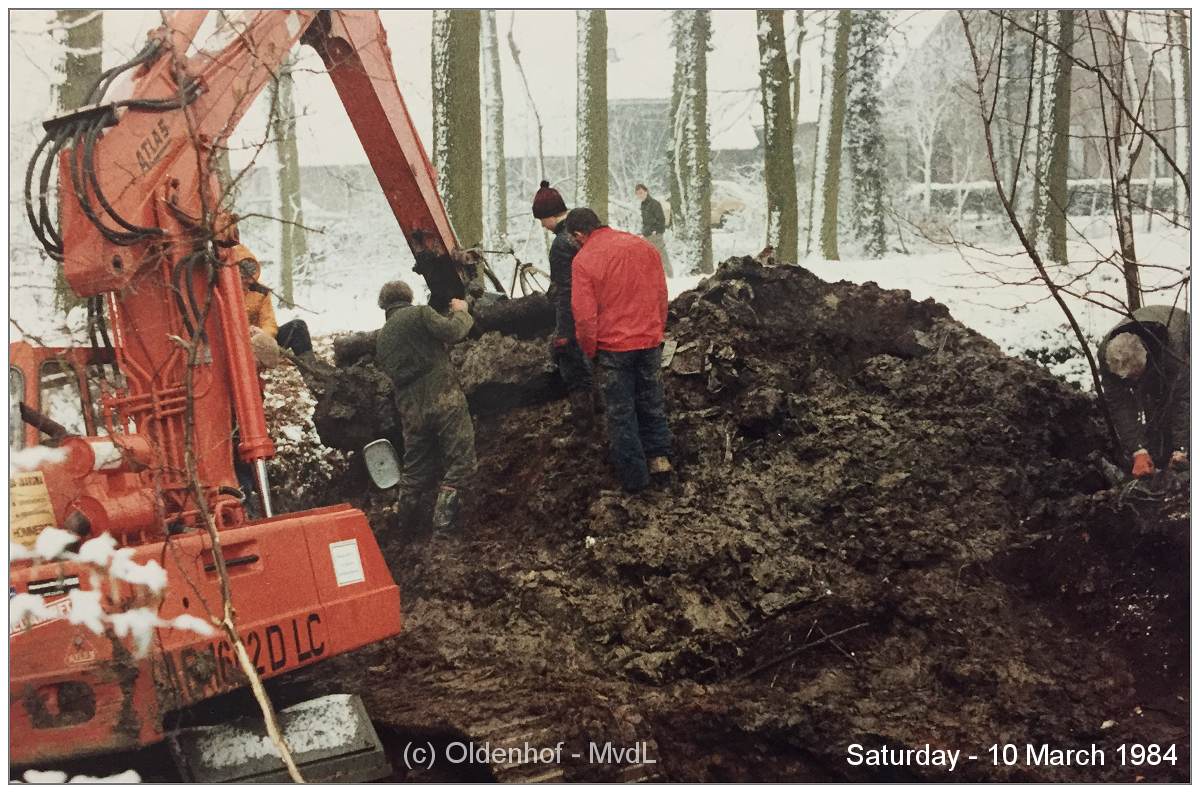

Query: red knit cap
[531,180,568,219]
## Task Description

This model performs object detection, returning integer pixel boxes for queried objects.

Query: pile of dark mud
[289,257,1189,782]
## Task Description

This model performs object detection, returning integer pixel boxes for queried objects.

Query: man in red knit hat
[565,207,672,492]
[532,180,595,439]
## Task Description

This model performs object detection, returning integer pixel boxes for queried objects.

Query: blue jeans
[595,346,672,491]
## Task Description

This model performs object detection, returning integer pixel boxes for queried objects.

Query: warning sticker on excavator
[330,539,365,586]
[9,471,55,549]
[10,596,70,636]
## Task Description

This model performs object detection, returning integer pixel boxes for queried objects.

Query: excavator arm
[55,9,457,294]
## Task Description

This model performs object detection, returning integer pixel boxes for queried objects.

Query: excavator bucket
[169,694,390,783]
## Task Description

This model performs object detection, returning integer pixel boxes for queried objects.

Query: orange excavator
[11,10,469,781]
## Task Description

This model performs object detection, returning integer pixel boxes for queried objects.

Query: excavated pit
[278,257,1188,782]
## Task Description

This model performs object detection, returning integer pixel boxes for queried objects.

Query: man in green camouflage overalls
[375,281,477,533]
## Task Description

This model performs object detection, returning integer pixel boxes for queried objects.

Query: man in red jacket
[566,208,673,491]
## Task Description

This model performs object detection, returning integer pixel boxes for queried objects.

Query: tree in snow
[55,9,101,111]
[959,11,1120,450]
[432,10,483,248]
[755,11,798,262]
[481,11,507,249]
[671,10,713,273]
[996,12,1037,217]
[845,10,889,258]
[1091,10,1148,309]
[53,10,102,312]
[268,54,307,304]
[1027,11,1074,264]
[791,11,806,133]
[809,10,851,261]
[887,18,965,221]
[1167,10,1190,223]
[576,11,609,223]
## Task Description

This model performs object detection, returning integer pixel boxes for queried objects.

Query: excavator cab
[9,341,116,449]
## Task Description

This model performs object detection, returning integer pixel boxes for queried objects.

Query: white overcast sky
[10,10,942,173]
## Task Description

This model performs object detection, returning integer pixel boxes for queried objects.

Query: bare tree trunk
[818,10,851,261]
[757,10,798,261]
[1044,11,1074,263]
[922,146,933,214]
[481,11,507,248]
[806,13,831,256]
[54,9,102,312]
[576,11,609,222]
[1168,10,1190,223]
[432,10,483,248]
[269,54,306,305]
[671,10,713,273]
[1100,12,1143,310]
[668,26,684,231]
[791,11,806,132]
[1146,63,1158,233]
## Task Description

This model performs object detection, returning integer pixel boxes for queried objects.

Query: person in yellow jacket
[230,244,316,368]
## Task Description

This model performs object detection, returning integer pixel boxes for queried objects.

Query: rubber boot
[553,391,595,449]
[571,389,596,434]
[431,485,464,534]
[648,456,674,488]
[390,492,426,541]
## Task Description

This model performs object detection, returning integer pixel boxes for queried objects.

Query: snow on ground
[8,213,1187,392]
[801,220,1189,386]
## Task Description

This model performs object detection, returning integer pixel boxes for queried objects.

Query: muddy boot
[648,456,674,488]
[431,485,464,534]
[392,494,423,534]
[553,390,596,449]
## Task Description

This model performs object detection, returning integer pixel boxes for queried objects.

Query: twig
[816,623,859,665]
[734,621,869,681]
[167,13,304,781]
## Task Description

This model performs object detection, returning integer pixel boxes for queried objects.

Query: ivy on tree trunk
[756,10,797,261]
[269,54,306,305]
[671,10,713,273]
[54,9,102,312]
[576,11,609,223]
[818,10,851,261]
[432,10,483,248]
[481,11,507,248]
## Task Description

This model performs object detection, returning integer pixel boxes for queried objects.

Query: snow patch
[9,445,68,475]
[34,527,78,561]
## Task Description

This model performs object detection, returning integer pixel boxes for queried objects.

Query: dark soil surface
[288,257,1189,782]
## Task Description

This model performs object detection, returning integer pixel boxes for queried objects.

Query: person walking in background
[566,208,673,492]
[635,183,673,278]
[375,281,478,533]
[532,180,595,440]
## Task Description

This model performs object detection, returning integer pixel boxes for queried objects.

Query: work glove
[549,336,570,358]
[1131,448,1155,478]
[249,326,282,370]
